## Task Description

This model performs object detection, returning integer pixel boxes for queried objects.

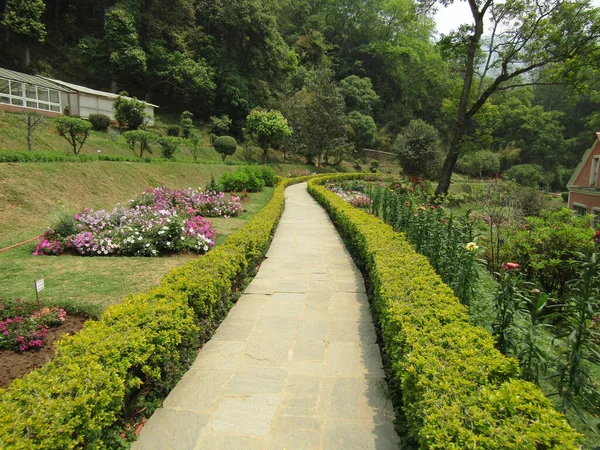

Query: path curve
[133,183,399,449]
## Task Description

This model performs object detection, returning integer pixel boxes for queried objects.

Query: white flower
[466,242,479,252]
[166,241,171,246]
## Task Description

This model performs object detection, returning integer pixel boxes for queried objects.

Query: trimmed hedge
[307,174,580,449]
[0,174,319,449]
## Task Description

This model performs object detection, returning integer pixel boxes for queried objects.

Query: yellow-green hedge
[308,174,580,449]
[0,175,318,449]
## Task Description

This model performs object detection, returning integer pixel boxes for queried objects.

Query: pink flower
[502,262,520,271]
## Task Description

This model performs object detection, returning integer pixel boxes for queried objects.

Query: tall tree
[1,0,46,66]
[428,0,600,195]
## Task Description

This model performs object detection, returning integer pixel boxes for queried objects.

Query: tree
[339,76,380,114]
[347,111,376,154]
[456,150,500,178]
[2,0,46,66]
[157,137,182,159]
[180,111,194,138]
[22,113,44,152]
[394,119,442,180]
[209,115,232,135]
[243,109,292,164]
[55,117,92,155]
[430,0,600,195]
[213,136,237,162]
[124,130,156,159]
[113,93,146,130]
[187,131,201,161]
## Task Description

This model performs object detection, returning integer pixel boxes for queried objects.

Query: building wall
[568,191,600,212]
[573,140,600,187]
[78,94,114,119]
[0,103,61,117]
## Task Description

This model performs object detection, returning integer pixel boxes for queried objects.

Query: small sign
[35,279,44,292]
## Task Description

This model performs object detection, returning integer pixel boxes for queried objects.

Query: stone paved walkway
[133,183,399,450]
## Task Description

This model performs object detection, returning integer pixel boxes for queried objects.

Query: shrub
[561,191,569,202]
[220,165,266,192]
[187,131,202,161]
[113,93,147,130]
[243,109,292,164]
[307,174,579,448]
[166,125,181,137]
[55,116,93,155]
[517,186,548,217]
[180,111,194,138]
[209,133,218,145]
[369,159,379,173]
[213,136,237,162]
[124,130,156,159]
[261,165,277,187]
[393,119,442,180]
[456,150,501,178]
[88,114,111,132]
[157,136,181,159]
[0,174,321,448]
[504,164,544,187]
[209,114,232,135]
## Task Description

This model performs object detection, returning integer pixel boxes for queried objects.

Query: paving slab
[133,183,399,450]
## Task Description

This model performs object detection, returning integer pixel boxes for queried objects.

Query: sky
[434,0,600,36]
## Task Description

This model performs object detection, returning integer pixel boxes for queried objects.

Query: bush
[456,150,501,178]
[55,116,93,155]
[307,174,579,448]
[517,186,548,217]
[0,174,321,448]
[209,114,232,135]
[209,133,218,145]
[166,125,181,137]
[213,136,237,162]
[394,119,442,180]
[180,111,194,138]
[504,164,544,187]
[113,93,146,130]
[261,165,277,187]
[157,136,181,159]
[220,165,265,192]
[561,191,569,202]
[88,114,111,132]
[124,130,156,159]
[369,159,379,173]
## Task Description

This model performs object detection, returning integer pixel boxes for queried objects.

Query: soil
[0,316,88,389]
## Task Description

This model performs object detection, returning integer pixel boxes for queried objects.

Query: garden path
[132,183,399,449]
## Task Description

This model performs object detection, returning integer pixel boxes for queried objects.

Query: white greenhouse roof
[41,77,159,108]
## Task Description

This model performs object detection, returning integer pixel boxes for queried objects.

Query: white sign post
[34,279,44,307]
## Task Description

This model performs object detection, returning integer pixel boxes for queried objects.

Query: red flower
[502,262,520,271]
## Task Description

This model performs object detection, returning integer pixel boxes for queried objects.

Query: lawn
[0,187,275,315]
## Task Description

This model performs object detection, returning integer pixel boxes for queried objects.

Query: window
[591,156,600,187]
[574,204,587,216]
[0,78,61,112]
[593,210,600,228]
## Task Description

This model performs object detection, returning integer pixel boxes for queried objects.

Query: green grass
[0,187,275,315]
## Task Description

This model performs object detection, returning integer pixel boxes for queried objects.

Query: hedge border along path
[0,174,319,450]
[307,174,580,449]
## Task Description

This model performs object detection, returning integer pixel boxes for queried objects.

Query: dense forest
[2,0,600,191]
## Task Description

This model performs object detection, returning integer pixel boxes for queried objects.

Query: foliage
[347,111,376,151]
[1,0,46,42]
[505,164,545,187]
[213,136,237,162]
[157,136,181,159]
[307,174,579,448]
[369,159,379,173]
[0,307,66,352]
[220,165,266,192]
[88,114,111,132]
[260,165,277,187]
[205,174,221,193]
[552,247,600,419]
[393,119,442,179]
[123,130,156,159]
[456,151,500,178]
[209,115,232,135]
[500,209,595,295]
[517,186,548,217]
[166,125,181,137]
[179,111,194,138]
[339,75,379,114]
[55,117,93,155]
[187,131,201,161]
[243,109,292,164]
[113,94,146,130]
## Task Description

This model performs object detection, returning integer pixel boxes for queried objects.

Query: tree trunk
[263,147,267,165]
[435,0,485,196]
[24,45,30,68]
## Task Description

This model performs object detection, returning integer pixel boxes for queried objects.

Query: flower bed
[34,186,242,257]
[308,174,579,449]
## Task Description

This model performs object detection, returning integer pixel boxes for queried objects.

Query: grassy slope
[0,187,274,315]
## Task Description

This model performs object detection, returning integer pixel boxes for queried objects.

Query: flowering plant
[34,186,228,257]
[0,305,67,352]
